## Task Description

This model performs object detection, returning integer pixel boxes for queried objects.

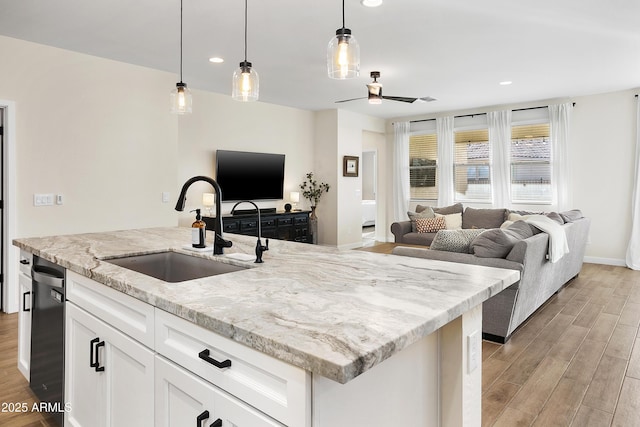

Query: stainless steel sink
[103,251,247,282]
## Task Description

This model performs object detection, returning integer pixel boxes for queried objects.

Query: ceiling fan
[335,71,437,105]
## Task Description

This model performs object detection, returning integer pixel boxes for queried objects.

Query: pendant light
[170,0,192,114]
[232,0,259,102]
[327,0,360,79]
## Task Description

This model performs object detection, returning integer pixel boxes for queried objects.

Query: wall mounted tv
[215,150,285,202]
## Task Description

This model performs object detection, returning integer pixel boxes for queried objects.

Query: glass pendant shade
[327,28,360,79]
[232,61,259,102]
[170,82,193,114]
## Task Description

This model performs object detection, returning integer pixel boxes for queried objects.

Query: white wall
[0,35,179,237]
[175,89,315,226]
[570,89,637,264]
[314,110,385,248]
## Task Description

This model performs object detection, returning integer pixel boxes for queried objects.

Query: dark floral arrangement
[299,172,330,206]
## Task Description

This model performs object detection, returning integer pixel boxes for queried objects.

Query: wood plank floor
[1,241,639,426]
[0,313,57,426]
[360,242,640,426]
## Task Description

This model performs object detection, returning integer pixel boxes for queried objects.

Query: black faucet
[230,201,269,263]
[175,176,233,255]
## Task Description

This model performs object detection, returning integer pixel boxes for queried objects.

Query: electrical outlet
[467,331,480,374]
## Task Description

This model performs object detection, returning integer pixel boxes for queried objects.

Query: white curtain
[549,103,573,211]
[436,116,455,206]
[393,121,410,221]
[488,110,512,208]
[626,97,640,269]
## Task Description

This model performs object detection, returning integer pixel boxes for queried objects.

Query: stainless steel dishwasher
[30,255,65,426]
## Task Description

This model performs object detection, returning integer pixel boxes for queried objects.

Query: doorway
[362,150,377,246]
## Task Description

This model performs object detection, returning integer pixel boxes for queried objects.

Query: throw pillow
[462,207,508,229]
[560,209,584,223]
[471,220,533,258]
[415,216,447,233]
[430,228,486,253]
[471,229,517,258]
[407,206,435,232]
[435,212,463,230]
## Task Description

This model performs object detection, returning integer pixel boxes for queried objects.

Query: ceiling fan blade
[382,96,438,103]
[381,96,419,103]
[335,97,367,103]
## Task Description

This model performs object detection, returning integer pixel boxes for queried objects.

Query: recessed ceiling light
[209,57,224,64]
[361,0,382,7]
[499,81,512,86]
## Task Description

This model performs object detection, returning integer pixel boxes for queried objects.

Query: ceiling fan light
[327,28,360,79]
[170,82,193,114]
[368,95,382,105]
[232,61,259,102]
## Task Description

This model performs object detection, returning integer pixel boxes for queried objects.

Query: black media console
[203,210,312,244]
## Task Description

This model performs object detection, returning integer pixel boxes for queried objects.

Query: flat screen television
[215,150,285,201]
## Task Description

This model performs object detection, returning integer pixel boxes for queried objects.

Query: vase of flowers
[299,172,330,243]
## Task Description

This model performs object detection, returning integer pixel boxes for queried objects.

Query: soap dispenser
[190,209,207,248]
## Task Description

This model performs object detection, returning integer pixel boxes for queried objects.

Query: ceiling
[1,0,639,119]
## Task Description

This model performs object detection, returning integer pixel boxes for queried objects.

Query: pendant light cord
[244,0,248,62]
[179,0,184,83]
[342,0,345,29]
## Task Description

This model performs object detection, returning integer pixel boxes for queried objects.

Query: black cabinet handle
[210,419,222,427]
[198,349,231,369]
[90,338,105,372]
[196,410,209,427]
[22,291,30,312]
[19,259,30,265]
[95,340,105,372]
[90,338,99,369]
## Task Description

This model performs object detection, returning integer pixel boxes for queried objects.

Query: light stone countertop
[14,227,519,384]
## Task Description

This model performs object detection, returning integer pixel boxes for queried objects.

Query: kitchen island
[14,227,519,427]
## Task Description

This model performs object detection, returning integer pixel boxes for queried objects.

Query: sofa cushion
[430,228,486,253]
[509,210,565,225]
[407,206,435,232]
[462,207,508,229]
[417,203,464,215]
[435,212,463,229]
[415,216,446,233]
[432,202,464,215]
[560,209,584,223]
[471,221,533,258]
[400,232,437,246]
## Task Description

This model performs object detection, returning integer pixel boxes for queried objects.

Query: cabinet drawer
[66,271,155,349]
[240,220,258,231]
[294,216,308,225]
[223,220,240,233]
[156,355,284,427]
[277,217,293,226]
[19,250,32,276]
[155,309,310,427]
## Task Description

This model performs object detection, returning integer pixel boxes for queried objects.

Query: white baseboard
[583,256,626,267]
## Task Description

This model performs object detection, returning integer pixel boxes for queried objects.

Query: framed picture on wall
[343,156,359,177]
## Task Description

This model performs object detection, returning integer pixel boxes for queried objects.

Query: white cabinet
[17,250,32,380]
[65,302,154,427]
[155,355,283,427]
[155,309,310,427]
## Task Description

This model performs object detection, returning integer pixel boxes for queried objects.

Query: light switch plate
[162,192,170,203]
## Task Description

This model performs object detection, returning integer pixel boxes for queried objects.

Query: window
[409,133,438,200]
[510,123,551,203]
[454,129,491,202]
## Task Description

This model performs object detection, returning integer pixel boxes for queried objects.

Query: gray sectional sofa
[390,206,590,343]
